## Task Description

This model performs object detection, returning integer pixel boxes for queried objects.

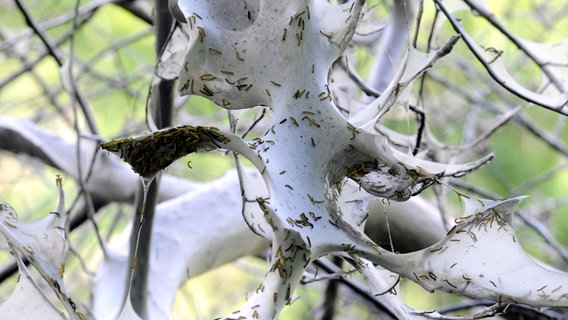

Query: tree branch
[433,0,568,114]
[13,0,98,134]
[128,1,175,318]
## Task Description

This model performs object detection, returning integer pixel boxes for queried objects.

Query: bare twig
[436,299,568,320]
[517,210,568,264]
[310,258,398,320]
[427,72,568,158]
[12,0,65,66]
[413,303,506,319]
[0,30,64,122]
[0,11,91,89]
[433,0,568,115]
[462,0,567,94]
[65,0,108,264]
[508,162,568,196]
[241,108,268,138]
[319,257,342,320]
[337,59,382,98]
[128,2,175,318]
[13,0,98,134]
[0,0,145,53]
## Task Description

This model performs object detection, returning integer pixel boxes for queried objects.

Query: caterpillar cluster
[100,125,230,178]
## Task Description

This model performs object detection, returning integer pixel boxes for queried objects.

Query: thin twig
[13,0,64,66]
[411,0,423,48]
[433,0,568,115]
[508,162,568,196]
[241,108,268,138]
[410,105,426,155]
[311,258,399,319]
[436,299,567,319]
[337,59,382,98]
[128,2,174,318]
[0,11,91,89]
[414,5,440,154]
[66,242,96,277]
[427,72,568,157]
[413,303,506,319]
[517,211,568,264]
[0,0,138,52]
[65,0,107,258]
[13,0,99,134]
[320,257,342,320]
[462,0,567,94]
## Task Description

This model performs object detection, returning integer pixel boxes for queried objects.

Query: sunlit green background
[0,0,567,319]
